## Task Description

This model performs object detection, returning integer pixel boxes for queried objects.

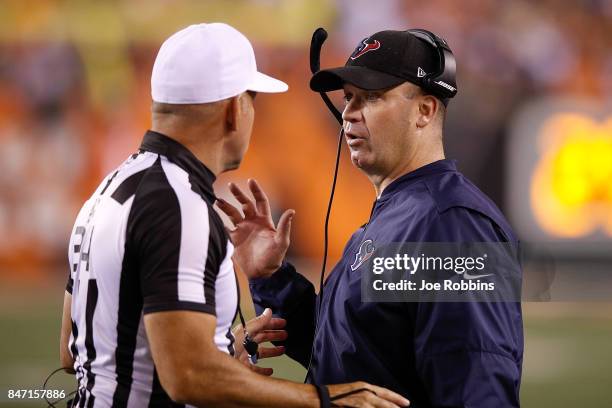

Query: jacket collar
[379,159,457,201]
[139,130,217,203]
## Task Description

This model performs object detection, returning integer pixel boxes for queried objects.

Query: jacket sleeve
[249,262,316,368]
[413,207,523,408]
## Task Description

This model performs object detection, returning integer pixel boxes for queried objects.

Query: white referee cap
[151,23,288,104]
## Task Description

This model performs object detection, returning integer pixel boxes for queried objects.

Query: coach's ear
[225,95,241,132]
[416,94,438,129]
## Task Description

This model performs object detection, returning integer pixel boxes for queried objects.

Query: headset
[306,27,458,381]
[406,28,458,101]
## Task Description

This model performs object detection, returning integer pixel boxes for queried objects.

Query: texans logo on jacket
[350,239,375,271]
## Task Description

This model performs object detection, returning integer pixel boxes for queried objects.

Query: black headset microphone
[306,27,457,407]
[306,27,344,384]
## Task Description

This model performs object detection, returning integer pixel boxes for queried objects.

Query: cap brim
[310,66,406,92]
[247,71,288,93]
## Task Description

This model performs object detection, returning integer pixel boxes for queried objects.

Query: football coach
[59,23,409,408]
[217,29,524,407]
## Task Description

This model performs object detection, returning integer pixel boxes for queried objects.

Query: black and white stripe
[66,131,238,407]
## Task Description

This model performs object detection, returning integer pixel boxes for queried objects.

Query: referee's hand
[328,382,410,407]
[216,179,294,279]
[232,308,287,376]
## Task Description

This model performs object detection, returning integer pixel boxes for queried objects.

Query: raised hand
[232,308,287,376]
[216,179,295,279]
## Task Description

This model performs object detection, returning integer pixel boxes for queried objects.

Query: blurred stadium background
[0,0,611,406]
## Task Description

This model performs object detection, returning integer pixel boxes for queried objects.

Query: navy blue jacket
[250,160,523,407]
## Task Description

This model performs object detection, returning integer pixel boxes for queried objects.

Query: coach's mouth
[346,131,366,144]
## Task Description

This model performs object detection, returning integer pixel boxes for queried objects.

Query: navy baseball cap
[310,29,452,99]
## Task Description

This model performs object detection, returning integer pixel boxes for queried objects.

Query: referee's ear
[225,95,240,132]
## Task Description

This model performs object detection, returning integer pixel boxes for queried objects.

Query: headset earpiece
[406,29,458,100]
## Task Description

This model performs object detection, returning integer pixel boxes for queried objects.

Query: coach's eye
[365,92,380,102]
[343,94,352,103]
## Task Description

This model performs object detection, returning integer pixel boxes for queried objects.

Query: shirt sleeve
[413,207,523,408]
[127,166,225,315]
[249,262,316,368]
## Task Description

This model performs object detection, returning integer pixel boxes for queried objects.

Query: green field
[1,282,610,407]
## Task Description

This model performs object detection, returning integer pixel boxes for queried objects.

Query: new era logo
[417,67,426,78]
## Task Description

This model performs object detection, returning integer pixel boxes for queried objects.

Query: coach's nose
[342,98,361,126]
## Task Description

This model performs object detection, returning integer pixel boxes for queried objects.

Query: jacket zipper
[360,198,379,240]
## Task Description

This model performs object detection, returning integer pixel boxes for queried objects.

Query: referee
[59,23,409,408]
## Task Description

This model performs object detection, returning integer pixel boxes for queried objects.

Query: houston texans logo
[350,39,381,60]
[350,239,376,271]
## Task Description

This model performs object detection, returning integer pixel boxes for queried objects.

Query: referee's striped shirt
[66,130,238,407]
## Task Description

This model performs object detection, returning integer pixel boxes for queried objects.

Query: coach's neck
[371,129,445,198]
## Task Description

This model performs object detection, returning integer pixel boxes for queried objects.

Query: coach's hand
[232,308,287,376]
[328,382,410,407]
[216,179,295,279]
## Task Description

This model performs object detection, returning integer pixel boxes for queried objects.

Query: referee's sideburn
[60,23,411,408]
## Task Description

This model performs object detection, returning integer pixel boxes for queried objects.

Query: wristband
[314,384,331,408]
